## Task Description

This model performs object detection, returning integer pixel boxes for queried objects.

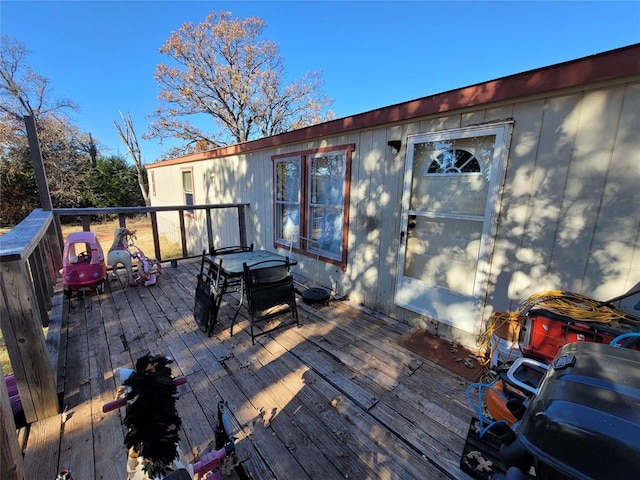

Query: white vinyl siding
[148,76,640,346]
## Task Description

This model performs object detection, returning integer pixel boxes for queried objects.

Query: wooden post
[42,225,61,284]
[27,246,51,325]
[0,260,59,422]
[150,212,161,261]
[0,360,26,480]
[24,115,64,259]
[24,115,52,211]
[206,209,214,254]
[237,205,248,248]
[179,211,187,257]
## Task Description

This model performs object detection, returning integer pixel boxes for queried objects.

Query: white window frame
[181,168,195,216]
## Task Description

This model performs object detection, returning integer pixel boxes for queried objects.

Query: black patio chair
[209,244,254,292]
[194,250,229,336]
[241,258,299,345]
[209,243,254,256]
[193,268,223,337]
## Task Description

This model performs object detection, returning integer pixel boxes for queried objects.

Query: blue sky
[2,1,639,163]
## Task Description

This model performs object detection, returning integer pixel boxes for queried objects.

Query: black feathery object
[123,353,182,478]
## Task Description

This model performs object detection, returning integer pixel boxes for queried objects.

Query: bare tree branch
[0,35,91,213]
[114,111,150,206]
[0,35,78,126]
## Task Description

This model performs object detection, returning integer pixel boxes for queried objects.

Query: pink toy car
[60,231,108,297]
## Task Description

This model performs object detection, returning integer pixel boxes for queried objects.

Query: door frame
[395,121,513,335]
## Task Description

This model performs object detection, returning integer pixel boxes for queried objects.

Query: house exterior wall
[150,155,251,252]
[147,74,640,348]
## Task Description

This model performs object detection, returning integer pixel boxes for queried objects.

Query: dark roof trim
[148,43,640,169]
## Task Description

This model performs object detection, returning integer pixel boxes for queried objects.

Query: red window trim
[272,144,354,271]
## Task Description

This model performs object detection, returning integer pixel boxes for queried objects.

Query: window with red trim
[273,145,353,268]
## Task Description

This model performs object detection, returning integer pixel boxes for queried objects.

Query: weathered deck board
[88,291,127,480]
[23,259,476,480]
[58,295,96,479]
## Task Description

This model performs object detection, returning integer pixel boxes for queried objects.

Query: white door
[395,123,511,335]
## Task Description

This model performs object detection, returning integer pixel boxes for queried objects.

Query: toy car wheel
[64,287,72,298]
[97,281,105,294]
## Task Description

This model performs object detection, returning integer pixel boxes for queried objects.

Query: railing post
[0,260,59,423]
[206,209,214,253]
[238,205,247,248]
[150,212,162,261]
[27,245,51,324]
[50,214,64,272]
[43,222,63,282]
[179,210,188,257]
[0,359,26,479]
[24,115,52,212]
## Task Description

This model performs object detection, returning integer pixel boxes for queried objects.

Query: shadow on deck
[23,258,476,480]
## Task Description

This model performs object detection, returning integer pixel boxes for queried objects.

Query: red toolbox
[521,309,638,363]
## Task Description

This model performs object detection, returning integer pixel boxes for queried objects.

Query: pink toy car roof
[63,231,105,259]
[66,231,100,244]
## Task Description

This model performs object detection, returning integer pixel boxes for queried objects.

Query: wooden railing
[0,118,254,478]
[0,208,62,436]
[54,203,250,261]
[0,203,248,427]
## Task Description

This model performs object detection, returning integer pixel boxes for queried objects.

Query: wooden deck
[23,258,477,480]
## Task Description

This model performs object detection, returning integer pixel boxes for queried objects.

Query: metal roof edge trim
[146,43,640,169]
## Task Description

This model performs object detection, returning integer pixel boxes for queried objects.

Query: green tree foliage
[0,35,144,227]
[146,10,334,158]
[87,155,145,208]
[1,35,90,225]
[0,153,38,227]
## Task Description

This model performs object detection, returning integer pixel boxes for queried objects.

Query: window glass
[182,170,194,214]
[273,146,351,266]
[411,136,494,215]
[182,170,193,190]
[427,149,481,173]
[150,171,156,197]
[275,158,301,245]
[308,153,345,260]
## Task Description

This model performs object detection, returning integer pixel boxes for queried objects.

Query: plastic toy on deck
[103,354,236,480]
[107,227,162,287]
[60,231,108,297]
[130,245,162,286]
[107,227,139,286]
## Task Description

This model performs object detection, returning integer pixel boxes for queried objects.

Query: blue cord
[466,379,509,437]
[610,332,640,347]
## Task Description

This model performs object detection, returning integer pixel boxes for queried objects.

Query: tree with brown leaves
[146,11,333,158]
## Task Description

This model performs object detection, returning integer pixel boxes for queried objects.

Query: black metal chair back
[194,270,220,336]
[209,244,254,256]
[242,258,299,344]
[194,250,230,337]
[209,244,254,292]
